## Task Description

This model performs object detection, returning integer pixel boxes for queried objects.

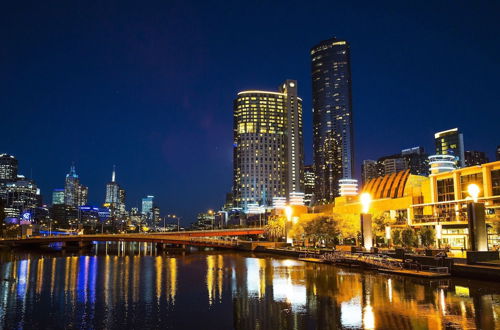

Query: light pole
[466,183,487,251]
[360,193,373,251]
[285,206,293,244]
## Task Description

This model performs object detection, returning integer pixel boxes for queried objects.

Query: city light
[285,205,293,222]
[467,184,480,203]
[360,193,372,214]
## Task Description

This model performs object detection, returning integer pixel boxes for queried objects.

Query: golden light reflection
[156,256,162,302]
[167,258,177,304]
[36,258,44,294]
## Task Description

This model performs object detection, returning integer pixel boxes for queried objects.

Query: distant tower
[64,164,87,207]
[434,128,465,167]
[311,37,354,203]
[142,195,154,221]
[105,166,126,219]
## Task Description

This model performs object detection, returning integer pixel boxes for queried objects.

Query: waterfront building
[0,154,18,181]
[152,206,161,225]
[464,150,489,167]
[192,212,215,230]
[304,165,315,206]
[52,189,65,205]
[233,80,304,209]
[327,160,500,253]
[64,165,88,207]
[311,37,354,204]
[435,128,465,167]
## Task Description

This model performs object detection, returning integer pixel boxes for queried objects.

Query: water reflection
[0,244,498,329]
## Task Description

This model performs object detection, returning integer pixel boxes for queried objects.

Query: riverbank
[263,247,500,282]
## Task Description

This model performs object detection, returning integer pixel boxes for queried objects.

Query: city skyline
[1,1,499,222]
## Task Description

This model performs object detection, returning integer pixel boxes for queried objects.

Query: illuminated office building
[434,128,465,167]
[142,195,154,221]
[304,165,315,206]
[311,37,354,203]
[52,189,65,205]
[0,154,18,181]
[64,164,88,207]
[104,166,126,218]
[233,80,304,208]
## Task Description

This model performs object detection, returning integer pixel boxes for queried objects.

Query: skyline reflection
[0,245,498,329]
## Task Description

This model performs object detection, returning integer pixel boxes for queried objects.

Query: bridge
[0,228,269,250]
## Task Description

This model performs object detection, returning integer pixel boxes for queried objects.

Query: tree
[419,226,436,248]
[401,227,417,248]
[391,229,402,246]
[302,216,340,247]
[264,215,285,241]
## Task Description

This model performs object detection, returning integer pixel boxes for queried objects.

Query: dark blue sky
[1,1,499,224]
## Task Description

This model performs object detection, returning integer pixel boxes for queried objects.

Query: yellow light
[360,193,372,214]
[467,184,480,203]
[285,206,293,222]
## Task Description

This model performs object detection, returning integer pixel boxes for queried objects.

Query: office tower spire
[311,37,354,204]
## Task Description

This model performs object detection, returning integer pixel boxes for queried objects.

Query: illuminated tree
[264,215,285,241]
[401,227,417,248]
[391,229,402,247]
[419,226,436,248]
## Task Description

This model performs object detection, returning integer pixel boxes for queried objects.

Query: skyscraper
[434,128,465,167]
[311,37,354,204]
[142,195,154,221]
[64,164,88,207]
[496,146,500,161]
[52,189,65,205]
[304,165,315,206]
[233,80,304,209]
[105,166,126,219]
[0,154,18,181]
[464,150,489,167]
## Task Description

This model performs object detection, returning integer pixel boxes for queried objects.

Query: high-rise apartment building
[401,147,429,176]
[311,37,354,204]
[304,165,315,206]
[233,80,304,208]
[64,165,88,207]
[434,128,465,167]
[0,154,18,181]
[361,160,378,184]
[464,150,489,167]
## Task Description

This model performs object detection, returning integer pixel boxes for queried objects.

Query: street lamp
[360,192,372,214]
[284,206,293,244]
[467,184,480,203]
[466,183,487,251]
[359,192,373,251]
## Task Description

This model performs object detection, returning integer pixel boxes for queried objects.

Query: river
[0,242,499,329]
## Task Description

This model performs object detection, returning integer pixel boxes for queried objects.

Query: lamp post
[466,184,487,251]
[360,193,373,251]
[285,205,293,244]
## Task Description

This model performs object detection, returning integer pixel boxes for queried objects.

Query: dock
[298,257,326,264]
[379,268,450,278]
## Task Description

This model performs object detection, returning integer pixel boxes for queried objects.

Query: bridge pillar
[156,243,165,251]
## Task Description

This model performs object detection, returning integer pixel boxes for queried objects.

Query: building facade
[104,166,126,219]
[52,189,65,205]
[311,37,354,204]
[142,195,154,222]
[434,128,465,167]
[0,154,18,181]
[64,165,88,207]
[304,165,315,206]
[233,80,304,209]
[464,150,489,167]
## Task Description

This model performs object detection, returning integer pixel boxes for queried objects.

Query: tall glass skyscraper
[0,154,18,181]
[311,37,354,204]
[64,165,88,207]
[434,128,465,167]
[233,80,304,208]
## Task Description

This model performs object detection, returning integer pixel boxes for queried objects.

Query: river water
[0,243,499,329]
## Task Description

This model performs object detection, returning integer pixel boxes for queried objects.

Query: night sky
[1,1,499,224]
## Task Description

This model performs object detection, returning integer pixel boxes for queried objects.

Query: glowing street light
[360,192,372,214]
[467,184,480,203]
[285,206,293,222]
